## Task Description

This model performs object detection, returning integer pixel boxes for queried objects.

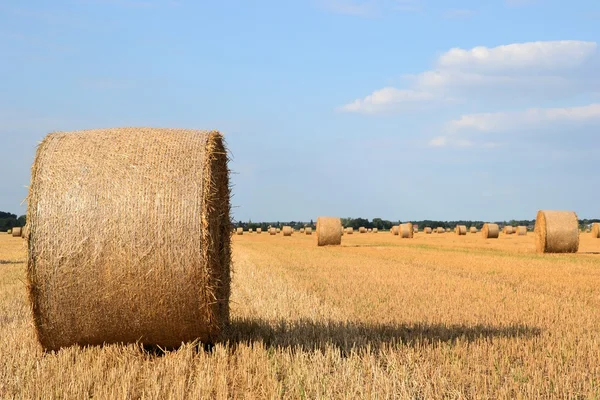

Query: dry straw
[516,226,527,236]
[400,223,414,238]
[424,227,432,234]
[482,223,499,239]
[359,227,367,233]
[592,223,600,238]
[534,210,579,253]
[12,227,22,238]
[316,217,342,246]
[437,227,445,234]
[282,226,292,236]
[26,128,231,352]
[305,227,313,235]
[455,225,467,235]
[469,226,477,233]
[236,227,243,235]
[390,226,399,235]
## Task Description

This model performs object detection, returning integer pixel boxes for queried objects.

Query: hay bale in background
[445,228,451,233]
[299,228,305,234]
[503,226,514,235]
[390,226,399,235]
[372,228,378,233]
[26,128,231,351]
[455,225,467,235]
[482,223,499,239]
[236,227,243,235]
[359,227,367,233]
[592,223,600,238]
[316,217,342,246]
[424,227,432,234]
[346,227,354,235]
[7,229,12,235]
[437,227,445,234]
[367,228,372,233]
[269,228,276,235]
[413,225,418,233]
[516,226,527,236]
[305,227,313,235]
[276,228,280,234]
[400,223,413,238]
[12,227,22,238]
[248,228,253,233]
[282,226,292,236]
[535,210,579,254]
[256,228,262,234]
[469,226,477,233]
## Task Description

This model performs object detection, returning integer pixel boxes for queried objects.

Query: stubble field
[2,231,600,398]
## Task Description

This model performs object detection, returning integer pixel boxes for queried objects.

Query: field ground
[2,231,600,398]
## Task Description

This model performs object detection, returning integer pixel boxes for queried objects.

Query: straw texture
[400,224,413,238]
[305,227,313,235]
[12,227,22,238]
[455,225,467,235]
[391,226,399,235]
[534,210,579,254]
[316,217,342,246]
[469,227,477,233]
[282,226,292,236]
[516,226,527,236]
[26,128,231,351]
[482,223,499,239]
[424,227,432,234]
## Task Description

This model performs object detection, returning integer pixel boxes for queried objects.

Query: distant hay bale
[282,226,292,236]
[516,226,527,236]
[445,228,451,233]
[7,229,12,235]
[276,228,280,234]
[455,225,467,235]
[12,227,22,237]
[236,227,243,235]
[359,227,367,233]
[482,223,499,239]
[503,226,514,235]
[248,228,253,233]
[299,228,305,233]
[367,228,372,233]
[535,210,579,254]
[256,228,262,234]
[424,227,432,234]
[346,227,354,235]
[305,227,313,235]
[391,226,399,235]
[469,226,477,233]
[592,223,600,238]
[269,228,276,235]
[26,128,231,351]
[372,228,378,233]
[316,217,342,246]
[400,223,413,238]
[437,227,445,234]
[413,225,418,233]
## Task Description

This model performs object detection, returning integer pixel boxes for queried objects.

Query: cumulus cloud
[339,40,600,114]
[337,87,436,114]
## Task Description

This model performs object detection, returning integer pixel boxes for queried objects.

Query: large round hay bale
[26,128,231,351]
[359,227,367,233]
[390,226,399,235]
[367,228,372,233]
[299,228,305,234]
[535,210,579,254]
[424,227,432,234]
[12,227,22,237]
[400,223,413,238]
[455,225,467,235]
[445,228,451,233]
[436,227,445,234]
[305,227,313,235]
[276,228,280,234]
[346,227,354,235]
[592,223,600,238]
[256,228,262,234]
[372,228,378,233]
[482,223,499,239]
[282,226,292,236]
[269,227,276,235]
[236,227,243,235]
[516,226,527,236]
[503,226,514,235]
[469,226,477,233]
[316,217,342,246]
[413,225,418,233]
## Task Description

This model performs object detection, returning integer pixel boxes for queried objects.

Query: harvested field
[2,232,600,398]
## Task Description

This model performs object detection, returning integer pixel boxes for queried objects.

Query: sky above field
[1,0,599,222]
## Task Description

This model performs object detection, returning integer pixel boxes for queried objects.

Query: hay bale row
[535,210,579,253]
[27,127,231,351]
[455,225,467,235]
[317,217,342,246]
[482,223,499,239]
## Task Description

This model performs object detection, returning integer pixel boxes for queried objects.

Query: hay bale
[236,227,243,235]
[372,228,378,233]
[367,228,372,233]
[256,228,262,234]
[299,228,305,233]
[248,228,253,233]
[481,223,499,239]
[503,226,514,235]
[400,223,413,238]
[445,228,451,233]
[592,223,600,238]
[358,227,367,233]
[346,227,354,235]
[437,227,445,234]
[12,227,22,237]
[469,226,477,233]
[516,226,527,236]
[276,228,280,234]
[305,227,313,235]
[455,225,467,235]
[282,226,292,236]
[535,210,579,254]
[424,227,432,234]
[316,217,342,246]
[413,225,418,233]
[269,227,276,235]
[26,128,231,351]
[7,229,12,235]
[390,226,399,235]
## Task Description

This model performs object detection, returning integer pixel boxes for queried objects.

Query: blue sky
[1,0,599,222]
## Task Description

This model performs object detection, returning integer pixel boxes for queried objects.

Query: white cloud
[443,9,474,18]
[448,103,600,132]
[339,40,600,114]
[337,87,436,114]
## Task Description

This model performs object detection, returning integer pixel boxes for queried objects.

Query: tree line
[0,212,26,232]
